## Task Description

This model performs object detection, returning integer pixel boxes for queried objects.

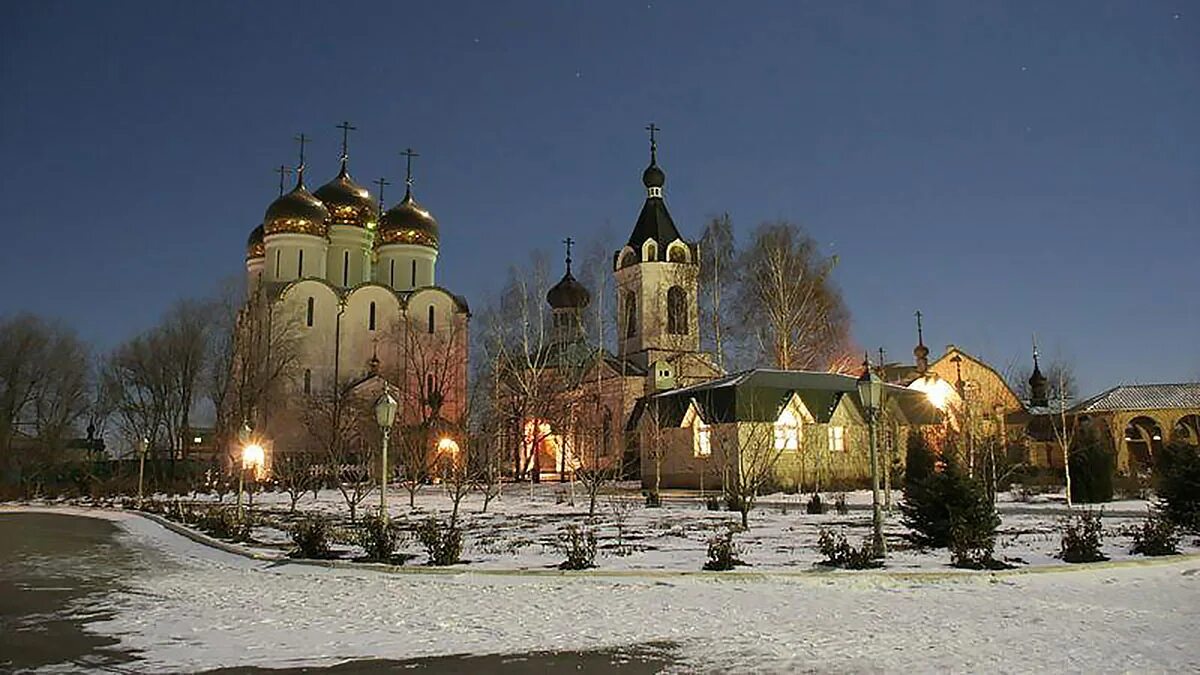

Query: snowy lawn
[118,482,1200,572]
[6,505,1198,673]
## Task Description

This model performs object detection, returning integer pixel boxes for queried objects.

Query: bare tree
[273,451,318,513]
[698,213,736,372]
[301,390,373,522]
[733,222,851,371]
[724,407,789,529]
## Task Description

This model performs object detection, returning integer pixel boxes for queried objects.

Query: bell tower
[613,124,700,372]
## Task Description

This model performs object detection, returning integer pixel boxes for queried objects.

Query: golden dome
[246,224,265,260]
[377,190,438,248]
[263,182,329,237]
[314,166,377,229]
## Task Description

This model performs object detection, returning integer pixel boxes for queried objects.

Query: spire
[293,132,309,188]
[913,310,930,375]
[400,147,419,201]
[1029,333,1049,408]
[275,164,294,197]
[563,236,575,274]
[336,121,356,176]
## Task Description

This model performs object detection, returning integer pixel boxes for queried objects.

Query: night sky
[1,1,1195,397]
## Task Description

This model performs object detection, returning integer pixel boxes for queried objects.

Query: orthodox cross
[275,164,294,196]
[400,147,419,192]
[336,121,356,167]
[1031,333,1041,368]
[877,346,886,371]
[645,122,660,161]
[915,310,925,345]
[562,236,575,272]
[373,177,391,211]
[294,132,310,181]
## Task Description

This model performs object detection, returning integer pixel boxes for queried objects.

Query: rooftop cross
[562,236,575,273]
[275,164,294,196]
[400,147,420,195]
[294,132,310,185]
[645,122,660,163]
[915,310,925,346]
[373,177,391,212]
[336,121,356,171]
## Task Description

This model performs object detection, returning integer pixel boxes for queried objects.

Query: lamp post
[237,421,252,522]
[375,386,399,522]
[857,355,886,558]
[137,437,148,509]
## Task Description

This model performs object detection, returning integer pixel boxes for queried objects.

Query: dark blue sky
[1,1,1195,397]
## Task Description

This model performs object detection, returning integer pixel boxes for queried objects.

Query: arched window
[667,286,687,335]
[644,241,658,261]
[693,418,711,457]
[602,409,613,456]
[774,406,800,451]
[619,249,636,269]
[389,259,396,288]
[411,260,417,288]
[427,305,435,333]
[368,301,376,331]
[426,373,435,398]
[623,290,637,338]
[342,251,349,286]
[274,250,281,279]
[306,297,314,327]
[298,249,305,277]
[303,369,311,394]
[668,244,688,263]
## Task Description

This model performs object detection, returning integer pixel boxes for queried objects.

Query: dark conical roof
[546,271,591,310]
[626,187,681,249]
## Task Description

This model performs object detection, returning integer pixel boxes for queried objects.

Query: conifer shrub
[357,514,402,563]
[805,493,825,515]
[1153,441,1200,533]
[290,515,335,559]
[415,517,463,566]
[644,491,662,508]
[816,528,881,569]
[557,524,598,570]
[1068,425,1115,503]
[705,495,721,511]
[904,430,937,489]
[1130,509,1180,557]
[833,492,849,515]
[1059,509,1107,563]
[198,506,249,541]
[703,526,743,571]
[901,450,998,551]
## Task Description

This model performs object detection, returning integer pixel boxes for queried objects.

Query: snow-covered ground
[115,482,1199,571]
[6,504,1199,673]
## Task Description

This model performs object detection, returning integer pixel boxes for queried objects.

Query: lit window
[192,436,203,444]
[693,418,712,457]
[774,407,800,451]
[828,426,845,452]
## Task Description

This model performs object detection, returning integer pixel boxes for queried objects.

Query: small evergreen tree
[1068,424,1114,503]
[901,451,999,553]
[1154,441,1200,532]
[904,430,936,489]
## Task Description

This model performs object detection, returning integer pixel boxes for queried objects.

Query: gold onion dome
[377,189,438,248]
[263,180,330,238]
[314,166,377,228]
[246,224,265,260]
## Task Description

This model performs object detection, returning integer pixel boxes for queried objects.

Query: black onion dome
[642,162,665,189]
[913,342,929,360]
[314,167,377,228]
[1029,364,1047,389]
[263,185,329,237]
[376,191,438,248]
[246,224,265,260]
[546,271,591,310]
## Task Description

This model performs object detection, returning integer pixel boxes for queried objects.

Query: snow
[5,499,1200,672]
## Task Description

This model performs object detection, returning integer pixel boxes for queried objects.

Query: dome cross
[336,121,357,173]
[275,164,293,197]
[562,236,575,273]
[400,147,420,197]
[645,122,660,164]
[373,177,391,213]
[293,132,310,186]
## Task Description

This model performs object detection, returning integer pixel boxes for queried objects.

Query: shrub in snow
[290,515,334,559]
[198,506,249,542]
[1059,509,1107,563]
[705,495,721,511]
[557,524,597,570]
[1130,509,1179,557]
[1153,442,1200,533]
[724,492,744,513]
[902,454,998,551]
[1112,473,1151,501]
[1069,425,1115,504]
[703,526,743,571]
[816,528,881,569]
[949,499,1004,569]
[833,493,849,515]
[415,517,462,566]
[356,514,402,563]
[644,491,662,508]
[805,493,825,515]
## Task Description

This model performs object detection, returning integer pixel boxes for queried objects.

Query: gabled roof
[634,368,940,429]
[1071,383,1200,414]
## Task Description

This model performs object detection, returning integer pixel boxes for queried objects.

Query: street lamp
[237,421,253,522]
[375,386,399,522]
[137,437,149,509]
[857,355,886,558]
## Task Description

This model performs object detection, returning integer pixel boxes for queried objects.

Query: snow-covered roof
[1071,383,1200,413]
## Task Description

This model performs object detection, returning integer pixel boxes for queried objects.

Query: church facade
[240,133,469,461]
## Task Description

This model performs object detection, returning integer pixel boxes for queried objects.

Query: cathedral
[240,129,469,458]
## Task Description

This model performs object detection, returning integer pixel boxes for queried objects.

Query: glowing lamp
[242,443,265,471]
[437,437,460,454]
[375,389,399,430]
